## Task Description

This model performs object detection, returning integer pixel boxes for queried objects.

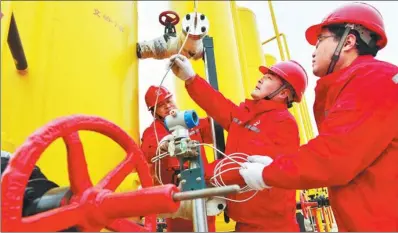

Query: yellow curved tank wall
[1,2,16,153]
[230,2,249,99]
[1,1,141,191]
[265,53,277,67]
[169,1,245,231]
[234,6,267,99]
[1,1,12,57]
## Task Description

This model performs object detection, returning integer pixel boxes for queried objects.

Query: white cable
[152,7,199,146]
[197,143,259,203]
[153,140,171,185]
[198,144,247,166]
[149,3,200,186]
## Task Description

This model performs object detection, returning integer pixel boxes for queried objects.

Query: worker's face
[155,97,177,118]
[251,73,287,100]
[312,28,338,77]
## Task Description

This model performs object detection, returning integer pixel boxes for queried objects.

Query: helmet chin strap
[264,83,287,100]
[326,24,355,75]
[264,83,295,108]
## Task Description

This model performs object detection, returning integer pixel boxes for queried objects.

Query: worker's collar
[244,98,287,114]
[316,55,374,90]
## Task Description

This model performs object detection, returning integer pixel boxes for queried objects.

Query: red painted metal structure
[1,115,180,232]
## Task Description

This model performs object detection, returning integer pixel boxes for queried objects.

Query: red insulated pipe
[99,184,180,219]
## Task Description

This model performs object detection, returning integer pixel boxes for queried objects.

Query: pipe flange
[182,12,209,40]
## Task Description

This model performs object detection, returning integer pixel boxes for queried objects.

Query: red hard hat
[305,2,387,49]
[145,85,173,110]
[259,60,308,102]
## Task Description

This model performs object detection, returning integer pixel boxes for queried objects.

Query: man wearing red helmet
[169,53,308,231]
[238,2,398,231]
[141,85,216,232]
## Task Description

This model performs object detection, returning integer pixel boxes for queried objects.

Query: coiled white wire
[198,144,258,203]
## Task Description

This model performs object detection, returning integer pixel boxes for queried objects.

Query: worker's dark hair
[281,79,295,108]
[324,24,380,57]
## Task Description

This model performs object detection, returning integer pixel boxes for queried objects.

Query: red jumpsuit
[141,118,216,232]
[185,76,301,232]
[261,55,398,231]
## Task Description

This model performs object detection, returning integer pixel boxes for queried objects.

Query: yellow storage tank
[1,1,140,191]
[1,1,12,53]
[168,1,245,231]
[265,53,277,67]
[234,5,267,99]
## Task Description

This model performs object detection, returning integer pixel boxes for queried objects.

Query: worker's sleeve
[185,75,239,131]
[140,125,169,164]
[198,117,214,144]
[262,69,398,189]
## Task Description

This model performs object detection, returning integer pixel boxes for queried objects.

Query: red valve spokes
[64,132,93,194]
[159,10,180,26]
[1,115,163,232]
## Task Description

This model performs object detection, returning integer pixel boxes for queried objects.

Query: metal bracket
[7,13,28,71]
[203,36,226,159]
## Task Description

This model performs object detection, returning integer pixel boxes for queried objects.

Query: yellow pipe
[234,5,266,99]
[303,98,316,138]
[314,208,326,232]
[230,1,251,99]
[264,53,277,67]
[322,206,332,232]
[1,1,140,192]
[267,0,285,61]
[262,35,278,46]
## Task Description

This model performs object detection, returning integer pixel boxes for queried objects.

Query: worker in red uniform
[169,54,308,231]
[237,2,398,231]
[140,85,216,232]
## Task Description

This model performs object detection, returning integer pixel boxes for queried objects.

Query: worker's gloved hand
[239,155,273,191]
[159,134,173,153]
[169,54,196,81]
[247,155,274,165]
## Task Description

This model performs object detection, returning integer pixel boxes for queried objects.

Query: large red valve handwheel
[159,10,180,26]
[1,115,180,232]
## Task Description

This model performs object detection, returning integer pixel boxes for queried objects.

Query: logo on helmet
[155,89,163,96]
